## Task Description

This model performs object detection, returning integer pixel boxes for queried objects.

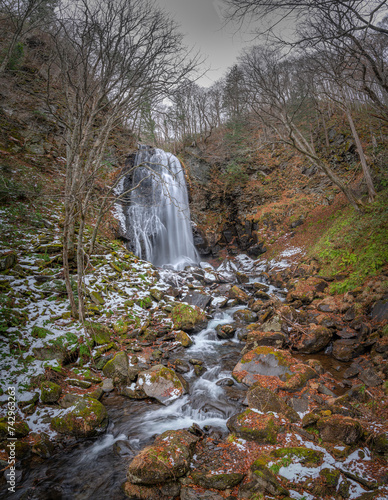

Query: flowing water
[9,307,247,500]
[119,146,198,270]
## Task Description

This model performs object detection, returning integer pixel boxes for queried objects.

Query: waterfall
[119,146,199,270]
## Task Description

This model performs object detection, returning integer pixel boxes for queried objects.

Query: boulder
[371,298,388,322]
[295,326,333,354]
[233,309,257,324]
[40,381,62,403]
[182,291,212,310]
[238,458,289,498]
[216,324,236,339]
[0,418,29,439]
[229,286,249,303]
[85,321,111,345]
[332,339,365,362]
[51,397,108,437]
[247,384,299,423]
[0,251,17,271]
[287,277,328,304]
[317,415,363,445]
[232,346,317,391]
[102,351,129,384]
[191,471,244,490]
[136,365,186,405]
[261,315,284,333]
[175,330,193,347]
[171,303,206,332]
[227,410,281,443]
[127,429,198,485]
[181,487,224,500]
[123,482,180,500]
[245,331,287,349]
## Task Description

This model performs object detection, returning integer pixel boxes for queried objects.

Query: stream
[8,302,252,500]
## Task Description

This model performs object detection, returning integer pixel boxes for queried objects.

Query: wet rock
[229,285,249,303]
[332,339,365,362]
[175,330,193,347]
[51,396,108,437]
[236,272,249,284]
[191,471,244,490]
[238,457,289,498]
[317,415,363,445]
[40,381,62,403]
[306,359,325,375]
[233,309,257,324]
[171,303,206,332]
[127,429,198,485]
[173,359,191,374]
[194,364,207,377]
[30,432,55,458]
[247,384,300,422]
[232,346,317,391]
[216,378,234,387]
[260,315,284,333]
[255,290,271,301]
[136,365,186,405]
[102,351,129,384]
[216,324,236,339]
[183,291,212,310]
[189,358,203,365]
[227,410,281,443]
[121,385,147,400]
[295,326,333,354]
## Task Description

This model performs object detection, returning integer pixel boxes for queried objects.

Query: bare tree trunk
[345,106,376,202]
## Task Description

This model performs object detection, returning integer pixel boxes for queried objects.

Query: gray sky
[154,0,251,87]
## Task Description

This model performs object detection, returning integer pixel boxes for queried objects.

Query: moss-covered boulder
[233,309,257,324]
[171,303,206,332]
[102,351,129,384]
[270,447,323,466]
[40,381,62,403]
[150,288,165,302]
[0,417,29,439]
[227,410,281,443]
[229,285,249,303]
[295,326,333,354]
[191,471,244,490]
[113,320,128,335]
[127,429,199,485]
[238,457,289,498]
[232,346,317,391]
[136,365,186,405]
[317,415,363,445]
[51,396,108,437]
[287,276,328,304]
[370,432,388,456]
[175,330,193,347]
[216,324,236,339]
[85,321,111,345]
[33,345,66,363]
[247,384,299,423]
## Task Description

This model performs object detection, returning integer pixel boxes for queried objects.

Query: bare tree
[240,46,364,210]
[46,0,199,320]
[0,0,57,73]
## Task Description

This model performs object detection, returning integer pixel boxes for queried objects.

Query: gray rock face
[296,326,333,354]
[136,365,186,405]
[371,298,388,322]
[182,291,212,310]
[102,351,129,383]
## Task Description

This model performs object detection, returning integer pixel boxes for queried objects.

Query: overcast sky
[154,0,253,87]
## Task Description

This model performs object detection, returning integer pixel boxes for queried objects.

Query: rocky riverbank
[0,201,387,499]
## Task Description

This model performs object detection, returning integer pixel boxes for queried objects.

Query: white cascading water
[127,146,198,270]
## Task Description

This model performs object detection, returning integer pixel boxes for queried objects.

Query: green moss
[40,381,62,403]
[320,468,340,487]
[31,326,53,339]
[271,447,323,466]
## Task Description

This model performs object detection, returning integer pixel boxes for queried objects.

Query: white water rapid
[122,146,199,270]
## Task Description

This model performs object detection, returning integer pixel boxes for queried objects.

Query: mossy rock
[175,330,193,347]
[171,303,206,332]
[35,243,63,254]
[0,417,30,439]
[270,447,323,466]
[127,429,199,485]
[40,381,62,403]
[137,296,153,309]
[0,251,17,271]
[150,288,165,302]
[102,351,129,384]
[85,321,111,345]
[370,432,388,456]
[226,410,281,444]
[320,467,340,488]
[238,459,289,498]
[33,346,66,363]
[247,384,300,423]
[233,309,257,324]
[191,471,244,490]
[317,415,363,445]
[136,365,186,405]
[30,431,55,458]
[51,396,108,437]
[229,285,249,303]
[90,291,105,306]
[113,320,128,335]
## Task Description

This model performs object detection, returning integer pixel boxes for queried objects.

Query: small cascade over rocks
[118,145,198,270]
